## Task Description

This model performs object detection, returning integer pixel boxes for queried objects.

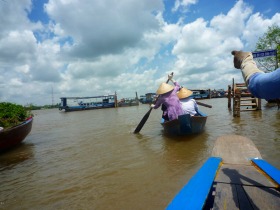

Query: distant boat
[139,93,157,104]
[118,92,139,107]
[190,89,210,99]
[0,117,33,153]
[167,135,280,209]
[161,111,207,135]
[118,98,139,107]
[59,94,117,112]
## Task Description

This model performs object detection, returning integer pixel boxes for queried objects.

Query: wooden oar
[197,101,212,108]
[179,85,212,108]
[134,73,173,134]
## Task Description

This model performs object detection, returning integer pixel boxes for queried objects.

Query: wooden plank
[213,183,240,210]
[166,157,222,210]
[251,158,280,185]
[240,103,257,106]
[213,183,280,210]
[235,185,254,210]
[243,185,280,210]
[240,108,257,111]
[211,135,262,165]
[240,98,256,101]
[215,164,276,187]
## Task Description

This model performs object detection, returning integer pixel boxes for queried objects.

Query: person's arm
[168,73,181,92]
[151,96,163,109]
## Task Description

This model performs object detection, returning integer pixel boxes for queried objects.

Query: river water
[0,98,279,210]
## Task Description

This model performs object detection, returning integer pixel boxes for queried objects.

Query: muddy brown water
[0,98,279,209]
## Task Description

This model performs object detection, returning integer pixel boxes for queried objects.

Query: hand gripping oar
[134,73,173,134]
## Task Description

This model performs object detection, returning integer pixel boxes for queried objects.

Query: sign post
[252,49,278,69]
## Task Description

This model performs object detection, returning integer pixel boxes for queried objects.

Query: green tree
[255,24,280,72]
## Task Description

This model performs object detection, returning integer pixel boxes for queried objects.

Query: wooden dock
[167,135,280,210]
[228,79,261,117]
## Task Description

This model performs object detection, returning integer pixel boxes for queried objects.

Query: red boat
[0,117,33,153]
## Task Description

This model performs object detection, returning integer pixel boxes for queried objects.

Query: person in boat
[231,50,280,100]
[177,87,199,116]
[150,74,183,121]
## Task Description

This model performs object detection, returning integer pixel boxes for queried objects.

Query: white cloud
[45,0,163,58]
[168,0,279,91]
[0,0,279,105]
[0,30,37,64]
[173,0,198,12]
[242,13,280,50]
[210,0,252,38]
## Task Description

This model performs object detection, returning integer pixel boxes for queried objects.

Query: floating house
[59,94,117,112]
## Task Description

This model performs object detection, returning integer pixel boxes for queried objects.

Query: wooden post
[114,91,118,107]
[257,98,262,110]
[228,85,231,109]
[232,78,235,113]
[135,91,139,105]
[276,99,280,110]
[233,89,241,117]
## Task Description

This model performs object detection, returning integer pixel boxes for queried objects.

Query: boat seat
[167,157,222,210]
[251,158,280,185]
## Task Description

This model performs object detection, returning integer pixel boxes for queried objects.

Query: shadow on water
[0,143,34,170]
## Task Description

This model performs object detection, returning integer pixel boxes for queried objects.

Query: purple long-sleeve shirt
[154,82,183,121]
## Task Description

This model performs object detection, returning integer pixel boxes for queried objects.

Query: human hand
[150,104,155,108]
[168,73,173,80]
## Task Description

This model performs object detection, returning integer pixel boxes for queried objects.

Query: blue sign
[252,49,277,58]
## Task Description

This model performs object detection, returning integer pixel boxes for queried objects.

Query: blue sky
[0,0,279,105]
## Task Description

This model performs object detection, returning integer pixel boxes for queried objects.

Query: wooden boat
[161,111,207,135]
[0,117,33,153]
[167,135,280,209]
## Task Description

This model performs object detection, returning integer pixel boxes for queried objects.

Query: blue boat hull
[161,112,207,135]
[60,102,115,112]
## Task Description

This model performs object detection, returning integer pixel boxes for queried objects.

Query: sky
[0,0,279,106]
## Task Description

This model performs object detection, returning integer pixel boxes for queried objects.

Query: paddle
[134,73,173,134]
[196,101,212,108]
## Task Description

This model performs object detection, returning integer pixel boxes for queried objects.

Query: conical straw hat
[156,83,174,94]
[177,87,193,99]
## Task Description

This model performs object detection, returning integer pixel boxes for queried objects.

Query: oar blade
[134,108,152,133]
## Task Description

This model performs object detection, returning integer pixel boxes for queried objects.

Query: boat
[59,94,117,112]
[118,97,139,107]
[167,135,280,209]
[139,93,157,104]
[118,92,140,107]
[190,89,210,99]
[161,110,207,135]
[0,117,33,153]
